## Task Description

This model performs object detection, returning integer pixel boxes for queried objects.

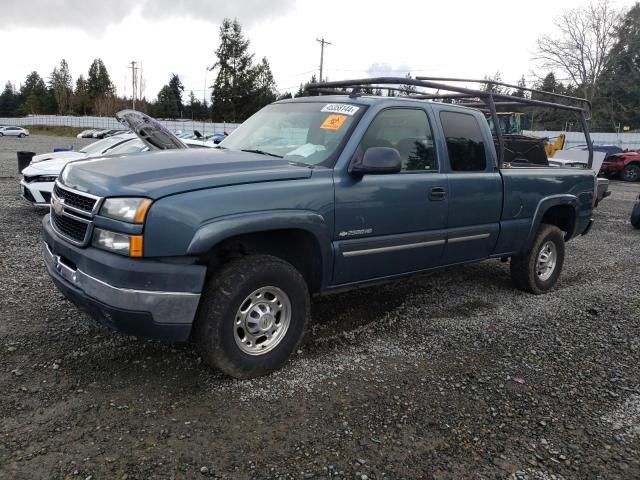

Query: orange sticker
[320,114,347,131]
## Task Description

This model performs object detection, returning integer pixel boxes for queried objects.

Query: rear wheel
[621,164,640,182]
[194,254,310,379]
[510,224,565,294]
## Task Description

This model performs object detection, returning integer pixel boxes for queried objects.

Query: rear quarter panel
[495,168,595,256]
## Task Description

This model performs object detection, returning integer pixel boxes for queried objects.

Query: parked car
[77,129,98,138]
[21,117,212,207]
[94,128,128,139]
[0,126,29,137]
[208,133,227,144]
[570,144,624,159]
[41,84,597,379]
[600,151,640,182]
[21,134,136,206]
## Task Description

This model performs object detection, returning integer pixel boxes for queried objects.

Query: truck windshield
[220,102,363,166]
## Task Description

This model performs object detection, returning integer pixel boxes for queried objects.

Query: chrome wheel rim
[536,241,557,281]
[234,286,291,356]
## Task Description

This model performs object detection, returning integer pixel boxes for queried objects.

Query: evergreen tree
[87,58,115,101]
[513,75,527,98]
[251,57,278,110]
[19,71,48,114]
[599,3,640,129]
[154,85,179,118]
[294,74,317,98]
[211,18,256,121]
[50,59,73,114]
[0,82,18,116]
[168,73,185,118]
[399,73,417,96]
[482,71,505,94]
[73,75,91,115]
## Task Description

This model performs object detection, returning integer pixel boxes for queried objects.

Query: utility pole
[316,37,332,82]
[129,61,138,109]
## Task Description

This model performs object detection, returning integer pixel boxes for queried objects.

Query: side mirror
[350,147,402,175]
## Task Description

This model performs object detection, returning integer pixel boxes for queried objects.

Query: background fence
[524,131,640,150]
[0,115,240,137]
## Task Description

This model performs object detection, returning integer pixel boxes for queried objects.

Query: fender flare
[524,194,579,251]
[187,209,333,286]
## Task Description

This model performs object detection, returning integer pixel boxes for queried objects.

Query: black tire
[621,164,640,182]
[0,133,3,137]
[510,224,565,294]
[194,254,310,379]
[18,133,25,138]
[631,200,640,229]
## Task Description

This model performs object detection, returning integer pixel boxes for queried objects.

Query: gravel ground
[1,135,639,479]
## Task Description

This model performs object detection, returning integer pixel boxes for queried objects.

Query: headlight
[92,228,143,257]
[36,175,58,183]
[99,197,152,224]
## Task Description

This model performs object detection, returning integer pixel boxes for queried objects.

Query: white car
[21,134,137,206]
[0,126,29,137]
[21,129,211,207]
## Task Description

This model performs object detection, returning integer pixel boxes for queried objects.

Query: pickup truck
[42,85,596,378]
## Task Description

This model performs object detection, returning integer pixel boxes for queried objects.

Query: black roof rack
[307,77,593,168]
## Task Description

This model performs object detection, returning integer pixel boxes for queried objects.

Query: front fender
[187,209,334,286]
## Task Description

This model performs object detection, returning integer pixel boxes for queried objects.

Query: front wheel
[18,133,26,138]
[510,224,565,294]
[194,254,310,379]
[621,164,640,182]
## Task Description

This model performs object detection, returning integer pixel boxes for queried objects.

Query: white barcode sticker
[320,104,360,116]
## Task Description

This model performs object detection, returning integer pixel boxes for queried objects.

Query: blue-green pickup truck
[42,85,596,378]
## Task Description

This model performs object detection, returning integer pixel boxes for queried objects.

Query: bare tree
[534,0,620,102]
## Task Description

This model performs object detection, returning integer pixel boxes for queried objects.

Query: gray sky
[0,0,635,101]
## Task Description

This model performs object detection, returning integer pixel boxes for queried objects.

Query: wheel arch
[187,211,332,293]
[525,195,579,251]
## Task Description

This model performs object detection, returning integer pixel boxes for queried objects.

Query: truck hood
[59,148,313,198]
[116,109,188,150]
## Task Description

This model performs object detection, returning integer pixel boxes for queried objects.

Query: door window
[439,111,487,171]
[359,108,437,172]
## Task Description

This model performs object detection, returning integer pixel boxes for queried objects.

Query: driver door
[332,107,449,284]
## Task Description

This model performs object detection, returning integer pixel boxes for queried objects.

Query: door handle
[429,187,447,201]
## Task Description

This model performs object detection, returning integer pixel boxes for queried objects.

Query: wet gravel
[1,135,639,479]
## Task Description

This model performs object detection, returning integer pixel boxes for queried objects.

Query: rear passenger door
[438,110,502,264]
[333,107,449,284]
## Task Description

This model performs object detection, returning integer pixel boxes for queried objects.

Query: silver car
[0,126,29,138]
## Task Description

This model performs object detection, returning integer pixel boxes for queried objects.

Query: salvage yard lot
[1,135,639,479]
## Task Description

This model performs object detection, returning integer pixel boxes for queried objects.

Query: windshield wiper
[240,149,283,158]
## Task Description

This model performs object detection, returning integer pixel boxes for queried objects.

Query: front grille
[54,184,97,213]
[51,211,89,243]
